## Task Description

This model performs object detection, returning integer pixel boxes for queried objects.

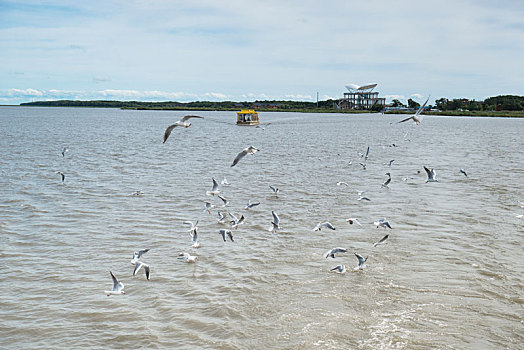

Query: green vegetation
[18,95,524,117]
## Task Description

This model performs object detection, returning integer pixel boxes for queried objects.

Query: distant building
[338,83,386,110]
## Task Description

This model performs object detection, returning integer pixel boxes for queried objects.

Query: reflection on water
[0,107,523,349]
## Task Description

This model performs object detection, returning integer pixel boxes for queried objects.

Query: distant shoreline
[10,101,524,118]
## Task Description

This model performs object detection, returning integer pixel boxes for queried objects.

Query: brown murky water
[1,107,523,349]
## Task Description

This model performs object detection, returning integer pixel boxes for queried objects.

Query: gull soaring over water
[229,212,245,229]
[424,166,438,182]
[269,211,281,232]
[204,201,216,214]
[382,172,391,188]
[178,252,198,263]
[324,247,347,259]
[346,217,362,226]
[61,147,69,157]
[133,260,150,280]
[217,211,228,224]
[55,171,65,182]
[395,96,430,125]
[105,271,125,296]
[373,234,389,247]
[219,229,234,242]
[163,115,203,143]
[269,185,280,197]
[459,169,468,177]
[245,200,260,209]
[206,178,221,196]
[130,248,150,264]
[313,222,336,231]
[374,218,392,229]
[231,146,259,167]
[330,265,347,273]
[354,253,368,270]
[218,195,229,207]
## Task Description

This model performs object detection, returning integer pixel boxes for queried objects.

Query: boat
[236,109,259,125]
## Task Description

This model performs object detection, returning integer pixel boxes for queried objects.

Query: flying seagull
[183,220,199,235]
[189,229,201,248]
[313,222,336,231]
[163,115,203,143]
[229,212,245,229]
[346,217,362,226]
[364,146,370,161]
[459,169,468,177]
[269,185,280,196]
[382,172,391,188]
[424,166,438,182]
[384,160,395,167]
[245,200,260,209]
[204,201,216,214]
[373,234,389,247]
[395,96,430,124]
[221,177,230,185]
[330,265,347,273]
[130,248,150,264]
[55,171,65,182]
[133,260,150,280]
[178,252,198,263]
[374,218,392,229]
[206,178,221,196]
[61,147,69,157]
[105,271,125,296]
[269,211,281,232]
[218,194,229,207]
[217,211,228,224]
[231,146,259,167]
[324,247,347,259]
[219,229,234,242]
[354,253,368,270]
[336,181,349,187]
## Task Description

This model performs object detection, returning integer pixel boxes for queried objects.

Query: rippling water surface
[1,107,523,349]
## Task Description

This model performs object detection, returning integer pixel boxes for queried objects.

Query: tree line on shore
[20,95,524,112]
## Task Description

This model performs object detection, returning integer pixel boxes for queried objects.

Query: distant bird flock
[51,109,489,295]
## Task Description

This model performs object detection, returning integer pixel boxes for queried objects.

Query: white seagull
[61,147,69,157]
[330,265,347,273]
[336,181,349,187]
[163,115,203,143]
[204,201,216,214]
[105,271,125,296]
[346,217,362,226]
[313,222,336,231]
[269,211,281,232]
[324,247,347,259]
[217,194,229,207]
[206,178,221,196]
[130,248,150,265]
[382,172,391,188]
[133,260,150,280]
[231,146,259,167]
[374,218,392,229]
[373,234,389,247]
[55,171,65,182]
[395,96,430,125]
[219,229,234,242]
[184,220,199,234]
[221,177,230,185]
[459,169,468,177]
[229,212,245,229]
[384,160,394,167]
[217,211,228,224]
[245,200,260,209]
[269,185,280,196]
[178,252,198,263]
[354,253,368,270]
[424,166,438,182]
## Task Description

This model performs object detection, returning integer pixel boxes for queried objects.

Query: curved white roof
[345,83,378,92]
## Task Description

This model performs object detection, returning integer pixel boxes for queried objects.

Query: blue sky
[1,0,523,105]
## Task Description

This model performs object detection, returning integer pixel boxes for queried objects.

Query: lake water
[0,106,523,349]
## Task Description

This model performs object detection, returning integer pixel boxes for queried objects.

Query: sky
[1,0,523,105]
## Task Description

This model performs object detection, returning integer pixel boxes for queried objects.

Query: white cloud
[410,93,424,100]
[8,88,44,96]
[284,94,313,100]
